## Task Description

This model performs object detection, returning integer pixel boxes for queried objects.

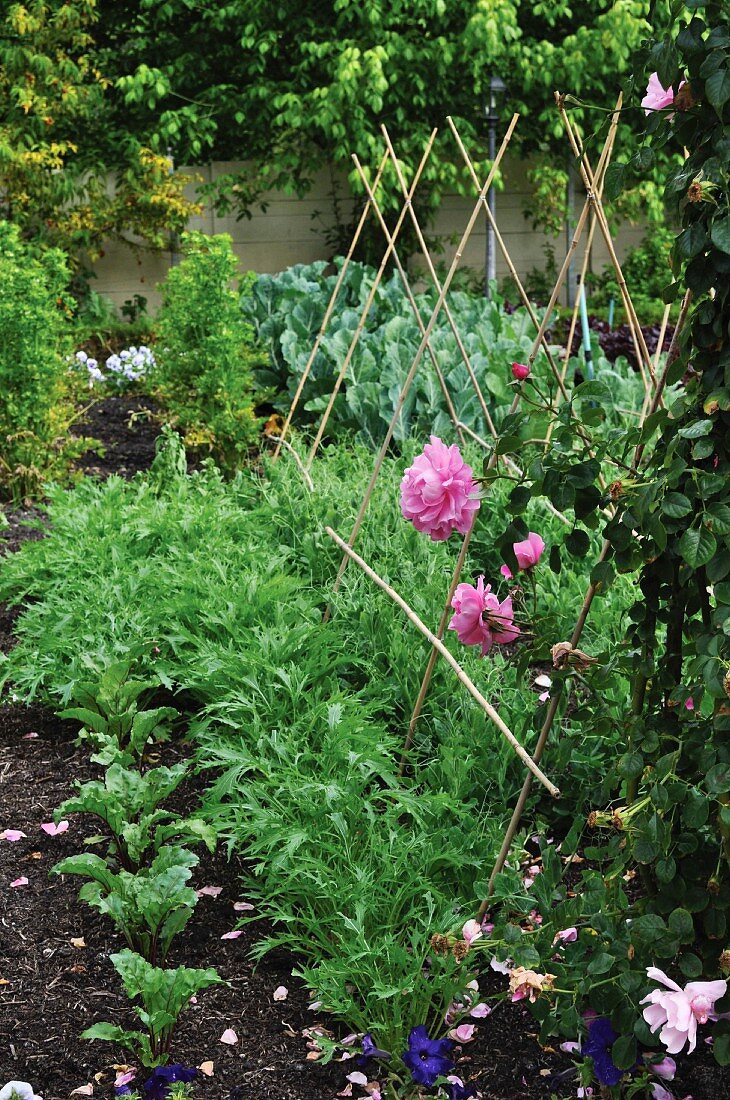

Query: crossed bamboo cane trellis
[269,94,678,910]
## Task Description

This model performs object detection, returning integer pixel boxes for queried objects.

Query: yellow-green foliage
[0,222,85,499]
[154,232,261,468]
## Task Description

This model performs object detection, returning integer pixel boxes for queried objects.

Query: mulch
[0,396,727,1099]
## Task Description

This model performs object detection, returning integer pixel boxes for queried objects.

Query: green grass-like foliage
[154,232,261,466]
[0,435,636,1054]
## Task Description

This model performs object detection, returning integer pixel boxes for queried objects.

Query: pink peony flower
[513,532,545,570]
[449,576,519,655]
[641,73,684,114]
[400,436,480,541]
[512,361,530,381]
[641,966,727,1053]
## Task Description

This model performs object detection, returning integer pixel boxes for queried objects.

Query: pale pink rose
[461,919,483,946]
[641,966,727,1053]
[449,576,519,656]
[641,73,684,114]
[513,532,545,570]
[400,436,480,541]
[512,361,530,381]
[554,927,578,944]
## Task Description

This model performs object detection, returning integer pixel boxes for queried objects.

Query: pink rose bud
[513,532,545,571]
[512,361,530,381]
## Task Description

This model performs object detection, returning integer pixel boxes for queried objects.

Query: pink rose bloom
[449,576,519,655]
[512,361,530,381]
[400,436,480,541]
[641,966,727,1054]
[514,532,545,570]
[641,73,684,114]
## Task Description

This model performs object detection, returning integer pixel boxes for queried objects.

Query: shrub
[154,232,261,467]
[0,222,85,499]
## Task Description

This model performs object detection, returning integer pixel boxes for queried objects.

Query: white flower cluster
[0,1083,43,1100]
[70,346,156,388]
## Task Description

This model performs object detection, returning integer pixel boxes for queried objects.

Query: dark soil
[1,397,727,1100]
[72,394,162,481]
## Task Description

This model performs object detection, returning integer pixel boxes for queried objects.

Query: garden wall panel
[90,158,645,312]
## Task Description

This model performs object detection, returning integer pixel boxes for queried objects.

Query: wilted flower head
[508,966,555,1003]
[400,436,480,541]
[641,966,727,1053]
[359,1034,391,1065]
[402,1025,454,1087]
[449,576,519,656]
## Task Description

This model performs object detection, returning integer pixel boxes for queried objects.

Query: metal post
[579,280,594,380]
[484,75,505,299]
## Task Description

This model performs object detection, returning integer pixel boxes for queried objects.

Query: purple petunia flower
[140,1065,197,1100]
[402,1025,454,1087]
[358,1032,391,1065]
[581,1017,623,1086]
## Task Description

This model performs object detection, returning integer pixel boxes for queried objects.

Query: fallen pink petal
[233,900,255,911]
[220,930,243,940]
[0,830,27,842]
[10,877,29,888]
[273,985,288,1001]
[346,1072,369,1086]
[449,1023,475,1043]
[469,1003,491,1019]
[196,885,223,898]
[22,732,39,740]
[40,820,69,836]
[219,1028,238,1045]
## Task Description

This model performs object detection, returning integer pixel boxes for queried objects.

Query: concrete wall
[91,158,645,313]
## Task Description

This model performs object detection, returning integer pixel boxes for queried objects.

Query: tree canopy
[95,0,657,229]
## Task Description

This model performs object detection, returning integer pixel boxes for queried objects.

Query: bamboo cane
[273,149,390,460]
[326,526,559,797]
[306,132,438,469]
[380,125,499,441]
[351,153,466,447]
[327,115,520,606]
